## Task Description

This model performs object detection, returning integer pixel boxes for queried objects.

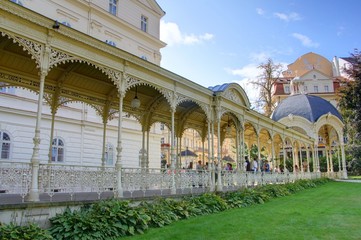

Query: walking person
[263,160,270,172]
[253,157,258,173]
[196,160,203,172]
[245,156,251,171]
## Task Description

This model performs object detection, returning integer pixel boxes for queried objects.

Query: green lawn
[123,182,361,240]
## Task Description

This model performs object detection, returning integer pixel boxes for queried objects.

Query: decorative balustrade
[38,164,117,200]
[0,161,322,203]
[0,162,31,202]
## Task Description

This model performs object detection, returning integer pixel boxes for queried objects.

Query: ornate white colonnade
[0,2,342,203]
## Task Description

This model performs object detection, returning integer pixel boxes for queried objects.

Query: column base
[26,190,40,202]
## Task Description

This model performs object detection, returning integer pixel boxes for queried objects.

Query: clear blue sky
[156,0,361,106]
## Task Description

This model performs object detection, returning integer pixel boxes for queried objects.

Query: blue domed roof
[271,94,342,123]
[208,83,230,92]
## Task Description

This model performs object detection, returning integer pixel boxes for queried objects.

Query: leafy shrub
[91,200,150,235]
[313,177,332,185]
[251,189,271,204]
[297,179,317,188]
[0,223,53,240]
[49,200,150,240]
[284,182,304,193]
[157,198,199,219]
[139,198,179,227]
[219,191,245,208]
[3,178,329,239]
[188,193,228,213]
[240,189,256,207]
[258,184,290,198]
[224,188,262,207]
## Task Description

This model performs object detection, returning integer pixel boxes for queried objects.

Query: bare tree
[251,58,283,117]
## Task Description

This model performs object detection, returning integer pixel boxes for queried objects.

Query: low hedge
[0,178,331,239]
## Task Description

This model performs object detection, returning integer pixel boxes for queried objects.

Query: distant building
[270,52,350,177]
[272,52,352,108]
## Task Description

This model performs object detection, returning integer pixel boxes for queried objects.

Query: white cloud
[160,20,214,46]
[292,33,319,48]
[227,64,259,78]
[250,52,270,62]
[226,64,262,108]
[256,8,265,15]
[226,59,289,110]
[274,12,301,22]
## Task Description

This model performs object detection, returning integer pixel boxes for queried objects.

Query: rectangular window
[304,85,308,92]
[284,86,290,94]
[109,0,117,15]
[52,147,64,162]
[1,142,10,159]
[51,147,57,162]
[313,86,319,93]
[141,15,148,32]
[58,148,64,162]
[161,137,165,144]
[160,123,164,130]
[324,85,329,92]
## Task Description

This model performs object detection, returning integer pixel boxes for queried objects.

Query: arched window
[52,138,64,162]
[1,131,11,159]
[105,143,114,165]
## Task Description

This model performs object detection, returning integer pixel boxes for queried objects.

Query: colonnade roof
[0,1,315,147]
[209,83,251,108]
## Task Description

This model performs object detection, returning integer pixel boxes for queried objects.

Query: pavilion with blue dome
[271,93,346,178]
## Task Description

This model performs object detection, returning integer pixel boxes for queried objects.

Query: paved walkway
[335,179,361,183]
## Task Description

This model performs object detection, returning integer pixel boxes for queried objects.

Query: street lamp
[131,86,141,109]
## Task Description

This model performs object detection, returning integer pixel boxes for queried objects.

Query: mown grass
[123,182,361,240]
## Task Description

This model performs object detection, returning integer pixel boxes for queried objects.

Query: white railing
[38,164,117,200]
[0,161,321,203]
[0,161,31,202]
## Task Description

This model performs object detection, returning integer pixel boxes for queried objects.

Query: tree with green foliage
[338,49,361,175]
[251,58,283,117]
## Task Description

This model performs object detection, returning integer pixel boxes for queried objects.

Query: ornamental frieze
[223,88,242,105]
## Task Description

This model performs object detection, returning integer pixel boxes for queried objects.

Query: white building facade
[20,0,166,65]
[1,0,166,169]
